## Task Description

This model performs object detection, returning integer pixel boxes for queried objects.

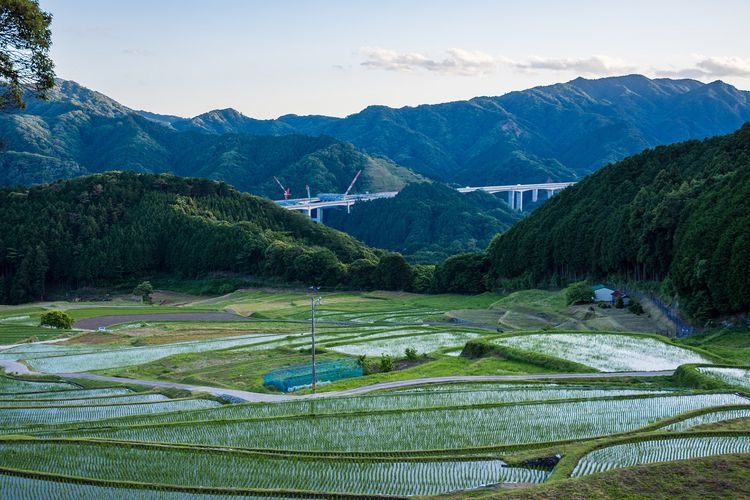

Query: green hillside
[0,81,420,196]
[488,124,750,320]
[0,172,409,303]
[325,182,521,263]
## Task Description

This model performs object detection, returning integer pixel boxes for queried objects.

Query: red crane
[273,176,291,200]
[343,170,362,197]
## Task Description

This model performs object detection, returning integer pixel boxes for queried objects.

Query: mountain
[0,171,417,304]
[325,182,521,263]
[0,80,420,197]
[486,124,750,321]
[160,75,750,185]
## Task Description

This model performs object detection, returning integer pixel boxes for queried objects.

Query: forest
[487,124,750,321]
[0,172,419,303]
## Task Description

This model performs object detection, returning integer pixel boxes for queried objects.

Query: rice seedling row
[0,441,547,496]
[664,409,750,431]
[493,333,712,372]
[0,393,169,407]
[571,436,750,477]
[0,376,81,394]
[1,388,133,400]
[698,367,750,390]
[81,385,675,429]
[327,331,483,357]
[59,394,748,452]
[0,399,220,430]
[15,334,284,373]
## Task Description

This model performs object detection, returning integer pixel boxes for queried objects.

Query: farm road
[45,370,675,403]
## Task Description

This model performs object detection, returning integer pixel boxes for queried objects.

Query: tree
[133,280,154,303]
[565,281,592,305]
[40,310,73,329]
[0,0,55,109]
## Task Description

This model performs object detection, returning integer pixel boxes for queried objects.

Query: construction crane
[273,176,291,200]
[343,170,362,197]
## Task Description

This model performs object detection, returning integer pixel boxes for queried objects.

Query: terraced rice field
[0,440,547,496]
[0,375,81,394]
[493,333,712,371]
[572,436,750,476]
[47,394,748,452]
[0,333,283,373]
[664,409,750,431]
[698,367,750,389]
[326,330,483,357]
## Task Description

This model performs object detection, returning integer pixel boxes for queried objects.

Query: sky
[41,0,750,119]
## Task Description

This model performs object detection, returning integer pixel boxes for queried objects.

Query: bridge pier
[532,189,538,203]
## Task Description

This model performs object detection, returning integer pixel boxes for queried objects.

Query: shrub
[565,281,592,305]
[39,311,73,329]
[379,354,394,372]
[405,347,418,360]
[628,301,645,315]
[614,296,625,308]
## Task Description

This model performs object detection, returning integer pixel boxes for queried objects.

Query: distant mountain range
[0,80,420,197]
[139,74,750,185]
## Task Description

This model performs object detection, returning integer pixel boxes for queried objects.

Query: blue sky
[41,0,750,118]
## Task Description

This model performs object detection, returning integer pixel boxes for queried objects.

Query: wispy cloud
[509,55,635,75]
[360,47,497,76]
[124,48,153,57]
[655,56,750,79]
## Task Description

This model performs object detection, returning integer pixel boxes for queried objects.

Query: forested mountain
[0,172,418,304]
[160,75,750,185]
[487,124,750,321]
[325,183,521,263]
[0,81,419,196]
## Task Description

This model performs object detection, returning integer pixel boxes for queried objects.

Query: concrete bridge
[457,182,576,211]
[277,182,575,221]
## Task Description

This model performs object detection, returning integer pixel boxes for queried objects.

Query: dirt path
[75,312,251,330]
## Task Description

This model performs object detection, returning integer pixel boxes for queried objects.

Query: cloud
[509,55,635,75]
[655,56,750,79]
[124,48,153,57]
[359,47,497,76]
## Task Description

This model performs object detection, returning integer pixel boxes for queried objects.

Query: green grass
[0,324,67,344]
[103,346,350,393]
[679,329,750,364]
[458,453,750,499]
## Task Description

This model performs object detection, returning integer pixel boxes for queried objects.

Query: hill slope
[0,172,395,304]
[165,75,750,184]
[0,81,420,196]
[325,182,521,262]
[487,124,750,320]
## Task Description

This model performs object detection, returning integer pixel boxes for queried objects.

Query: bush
[405,347,418,360]
[133,281,154,303]
[628,301,645,315]
[379,354,394,372]
[39,311,73,329]
[614,296,624,308]
[565,281,592,305]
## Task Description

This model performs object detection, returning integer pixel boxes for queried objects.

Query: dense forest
[488,124,750,321]
[0,172,420,303]
[325,182,520,262]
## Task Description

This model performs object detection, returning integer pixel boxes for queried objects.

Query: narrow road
[37,369,674,403]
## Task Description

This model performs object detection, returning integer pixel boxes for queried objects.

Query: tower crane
[273,176,291,200]
[343,170,362,197]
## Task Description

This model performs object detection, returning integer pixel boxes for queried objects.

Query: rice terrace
[2,286,750,498]
[3,1,750,498]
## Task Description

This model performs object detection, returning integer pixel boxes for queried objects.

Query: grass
[103,346,350,393]
[459,453,750,499]
[679,329,750,364]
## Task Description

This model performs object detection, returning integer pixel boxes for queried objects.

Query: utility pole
[308,286,321,394]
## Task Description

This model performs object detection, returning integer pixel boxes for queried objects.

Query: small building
[611,290,631,306]
[592,284,615,302]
